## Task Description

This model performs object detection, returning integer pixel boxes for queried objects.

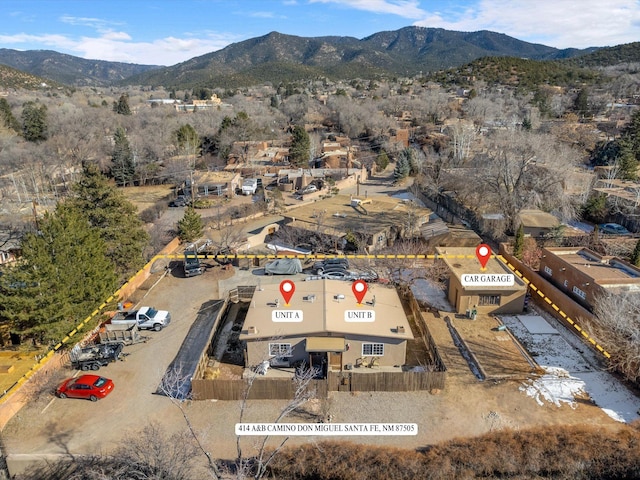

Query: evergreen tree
[173,124,200,154]
[513,224,525,260]
[375,151,390,171]
[113,94,132,115]
[69,163,149,281]
[0,205,117,343]
[21,101,48,142]
[111,126,135,187]
[581,193,608,223]
[289,125,310,167]
[394,148,417,180]
[573,88,589,117]
[617,136,638,181]
[393,155,410,180]
[177,207,204,243]
[631,239,640,267]
[0,98,19,132]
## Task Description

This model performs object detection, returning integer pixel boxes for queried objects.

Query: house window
[563,280,568,287]
[268,343,293,357]
[362,343,384,356]
[572,286,587,300]
[377,235,384,244]
[544,266,552,276]
[478,295,501,306]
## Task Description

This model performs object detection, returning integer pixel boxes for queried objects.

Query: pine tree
[113,94,132,115]
[393,151,411,180]
[631,239,640,267]
[289,125,310,167]
[617,136,638,181]
[513,224,525,260]
[111,126,135,187]
[21,101,48,142]
[69,163,149,281]
[0,98,20,132]
[177,207,204,243]
[0,205,117,343]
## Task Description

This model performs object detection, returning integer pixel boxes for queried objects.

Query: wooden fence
[402,291,448,372]
[192,377,327,401]
[191,369,444,401]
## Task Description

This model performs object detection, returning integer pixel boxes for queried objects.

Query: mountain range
[1,26,637,90]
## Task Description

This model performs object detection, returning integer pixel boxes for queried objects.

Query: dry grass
[266,424,640,479]
[121,185,174,212]
[0,348,48,398]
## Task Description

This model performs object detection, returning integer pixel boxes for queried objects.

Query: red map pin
[476,244,492,270]
[279,280,295,306]
[352,280,368,305]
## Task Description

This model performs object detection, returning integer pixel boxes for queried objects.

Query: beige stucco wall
[448,274,526,315]
[245,333,407,369]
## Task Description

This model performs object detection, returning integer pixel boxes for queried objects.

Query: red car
[56,374,114,401]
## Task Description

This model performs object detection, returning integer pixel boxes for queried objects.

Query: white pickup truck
[241,178,260,195]
[111,306,171,331]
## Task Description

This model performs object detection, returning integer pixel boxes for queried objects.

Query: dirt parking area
[2,266,629,476]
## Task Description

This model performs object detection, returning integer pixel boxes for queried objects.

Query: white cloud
[0,31,240,65]
[247,11,286,19]
[309,0,426,19]
[413,0,640,48]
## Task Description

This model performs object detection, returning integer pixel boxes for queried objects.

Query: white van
[242,178,258,195]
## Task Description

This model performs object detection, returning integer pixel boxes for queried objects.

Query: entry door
[329,352,342,371]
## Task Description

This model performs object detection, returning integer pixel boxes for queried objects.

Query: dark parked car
[169,196,187,207]
[598,223,631,235]
[56,374,114,401]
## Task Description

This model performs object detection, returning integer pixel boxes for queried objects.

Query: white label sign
[344,310,376,322]
[461,273,514,286]
[272,310,303,322]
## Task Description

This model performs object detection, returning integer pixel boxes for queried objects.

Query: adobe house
[281,194,430,252]
[239,280,412,375]
[516,209,560,237]
[538,247,640,310]
[436,246,527,315]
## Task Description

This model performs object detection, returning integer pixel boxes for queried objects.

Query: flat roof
[517,209,559,229]
[543,247,640,282]
[283,194,430,236]
[436,246,527,291]
[239,279,412,340]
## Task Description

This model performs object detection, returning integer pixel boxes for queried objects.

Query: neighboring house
[538,247,640,310]
[517,209,560,237]
[0,234,21,265]
[436,246,527,315]
[239,279,412,373]
[281,194,430,253]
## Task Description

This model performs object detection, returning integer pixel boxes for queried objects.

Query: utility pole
[32,200,39,231]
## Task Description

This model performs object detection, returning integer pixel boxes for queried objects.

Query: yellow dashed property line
[0,255,164,403]
[155,253,494,260]
[496,255,611,359]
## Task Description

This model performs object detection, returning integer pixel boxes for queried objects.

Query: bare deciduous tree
[588,291,640,383]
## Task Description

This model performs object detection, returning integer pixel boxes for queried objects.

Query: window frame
[478,294,501,306]
[268,343,293,357]
[362,343,384,356]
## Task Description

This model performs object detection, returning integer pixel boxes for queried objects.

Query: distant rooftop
[543,247,640,284]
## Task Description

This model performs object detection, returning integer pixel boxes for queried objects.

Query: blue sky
[1,0,639,66]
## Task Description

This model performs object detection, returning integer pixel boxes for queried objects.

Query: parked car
[321,270,355,280]
[598,223,631,235]
[56,374,114,401]
[301,184,318,194]
[169,196,188,207]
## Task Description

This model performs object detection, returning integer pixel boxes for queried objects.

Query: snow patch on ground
[411,278,454,312]
[502,314,640,423]
[391,191,425,207]
[520,367,586,408]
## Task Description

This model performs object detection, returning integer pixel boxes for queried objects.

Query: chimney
[248,326,257,335]
[397,325,405,334]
